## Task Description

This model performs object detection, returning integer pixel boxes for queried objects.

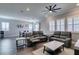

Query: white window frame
[56,20,61,31]
[34,23,39,31]
[1,22,9,31]
[73,16,79,32]
[56,19,65,31]
[29,24,33,32]
[67,17,73,32]
[49,20,55,32]
[67,16,79,32]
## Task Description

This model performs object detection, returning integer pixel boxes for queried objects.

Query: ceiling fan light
[49,11,52,13]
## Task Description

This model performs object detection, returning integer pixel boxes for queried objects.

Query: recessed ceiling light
[26,8,30,11]
[76,3,79,6]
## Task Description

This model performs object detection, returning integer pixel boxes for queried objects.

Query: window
[29,24,33,32]
[56,19,65,31]
[67,16,79,32]
[2,22,9,31]
[34,23,39,31]
[61,19,65,31]
[56,20,61,31]
[67,17,73,32]
[73,16,79,32]
[49,20,55,31]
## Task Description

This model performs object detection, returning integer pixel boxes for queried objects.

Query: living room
[0,3,79,55]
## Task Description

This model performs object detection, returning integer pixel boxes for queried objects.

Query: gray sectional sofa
[31,31,48,42]
[49,31,72,48]
[26,31,48,47]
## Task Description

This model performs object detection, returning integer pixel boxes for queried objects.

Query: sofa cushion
[38,31,43,35]
[60,36,67,39]
[51,37,59,40]
[61,32,71,38]
[53,38,66,42]
[58,38,66,42]
[36,36,46,39]
[53,35,60,38]
[26,33,32,37]
[51,37,66,42]
[54,31,61,35]
[33,31,38,35]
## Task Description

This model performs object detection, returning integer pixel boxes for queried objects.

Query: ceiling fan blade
[41,11,49,15]
[54,8,61,10]
[53,4,56,8]
[49,5,51,10]
[51,10,56,13]
[40,10,49,14]
[45,6,49,10]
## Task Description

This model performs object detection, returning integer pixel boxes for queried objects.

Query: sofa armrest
[65,38,71,41]
[42,35,47,36]
[49,35,55,37]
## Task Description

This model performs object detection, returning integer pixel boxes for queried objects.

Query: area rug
[32,47,74,55]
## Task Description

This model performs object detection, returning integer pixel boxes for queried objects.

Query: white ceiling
[0,3,77,22]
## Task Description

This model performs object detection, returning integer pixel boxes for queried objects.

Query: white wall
[40,7,79,42]
[40,16,56,35]
[0,18,32,38]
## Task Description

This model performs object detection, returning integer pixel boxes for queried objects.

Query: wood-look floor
[0,38,74,55]
[16,42,46,55]
[0,37,46,55]
[0,38,16,55]
[16,42,74,55]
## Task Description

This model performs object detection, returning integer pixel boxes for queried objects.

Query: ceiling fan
[40,4,62,16]
[43,4,61,13]
[45,4,61,13]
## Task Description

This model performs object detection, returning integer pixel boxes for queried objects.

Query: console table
[16,37,26,49]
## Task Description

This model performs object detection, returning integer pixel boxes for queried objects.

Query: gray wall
[0,18,32,38]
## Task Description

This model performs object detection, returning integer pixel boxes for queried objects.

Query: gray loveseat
[49,31,72,48]
[26,31,47,47]
[32,31,48,42]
